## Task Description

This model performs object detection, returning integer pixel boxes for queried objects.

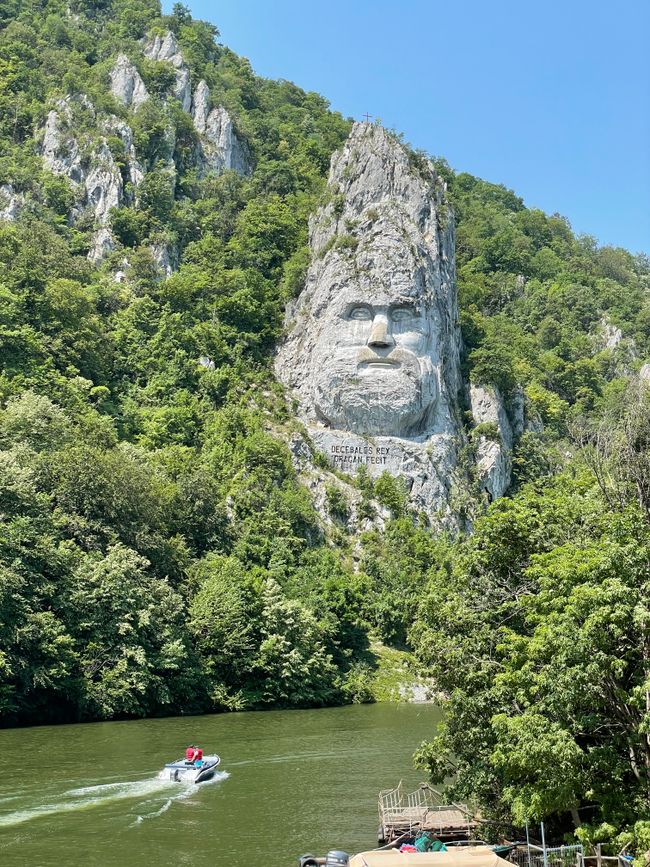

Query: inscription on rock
[330,444,390,466]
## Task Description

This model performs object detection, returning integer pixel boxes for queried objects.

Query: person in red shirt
[185,745,203,766]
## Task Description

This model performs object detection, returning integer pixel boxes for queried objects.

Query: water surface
[0,703,441,867]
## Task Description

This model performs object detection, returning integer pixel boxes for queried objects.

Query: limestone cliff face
[144,31,192,112]
[276,123,520,527]
[40,96,129,262]
[469,384,513,501]
[109,54,148,108]
[0,184,25,221]
[191,80,250,175]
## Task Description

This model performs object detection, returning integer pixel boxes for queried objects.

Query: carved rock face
[278,122,460,442]
[276,123,520,523]
[310,229,440,437]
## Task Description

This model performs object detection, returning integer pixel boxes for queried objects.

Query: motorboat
[164,754,221,783]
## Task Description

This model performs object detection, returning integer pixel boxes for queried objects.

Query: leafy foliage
[411,388,650,848]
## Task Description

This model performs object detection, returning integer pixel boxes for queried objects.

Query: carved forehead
[309,250,430,315]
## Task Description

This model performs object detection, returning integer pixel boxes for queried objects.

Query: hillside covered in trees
[1,0,649,852]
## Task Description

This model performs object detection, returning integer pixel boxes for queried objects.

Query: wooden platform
[378,782,477,844]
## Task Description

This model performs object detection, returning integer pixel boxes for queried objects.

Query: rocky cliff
[276,123,523,527]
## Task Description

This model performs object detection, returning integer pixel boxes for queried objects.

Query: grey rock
[469,384,512,500]
[191,79,211,133]
[470,383,513,449]
[598,317,623,350]
[144,31,192,112]
[42,103,84,183]
[276,123,469,524]
[0,184,25,221]
[84,139,122,225]
[640,363,650,384]
[191,80,250,175]
[103,116,144,191]
[151,241,176,276]
[596,317,638,372]
[109,54,149,109]
[276,123,518,524]
[41,99,123,263]
[88,226,115,264]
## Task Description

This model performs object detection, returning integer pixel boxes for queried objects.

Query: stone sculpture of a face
[309,227,440,438]
[277,122,458,444]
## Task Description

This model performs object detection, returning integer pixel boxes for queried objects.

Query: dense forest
[1,0,649,853]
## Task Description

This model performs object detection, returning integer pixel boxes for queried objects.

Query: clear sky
[166,0,650,254]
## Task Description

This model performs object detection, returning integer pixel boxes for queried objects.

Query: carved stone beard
[312,344,439,437]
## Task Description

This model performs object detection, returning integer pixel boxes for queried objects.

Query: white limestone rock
[640,363,650,385]
[601,320,623,350]
[191,80,250,175]
[151,241,176,276]
[144,31,191,112]
[109,54,149,109]
[84,139,122,225]
[191,79,211,133]
[41,100,124,262]
[103,116,144,191]
[0,184,25,221]
[42,102,84,184]
[469,384,512,501]
[88,226,115,264]
[276,123,468,525]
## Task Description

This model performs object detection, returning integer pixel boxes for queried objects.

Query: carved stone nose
[368,316,394,348]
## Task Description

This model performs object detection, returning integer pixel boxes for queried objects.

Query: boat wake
[0,771,229,829]
[133,770,229,825]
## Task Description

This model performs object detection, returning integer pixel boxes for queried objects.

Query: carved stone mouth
[359,358,401,370]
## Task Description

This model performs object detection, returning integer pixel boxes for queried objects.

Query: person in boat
[185,745,203,767]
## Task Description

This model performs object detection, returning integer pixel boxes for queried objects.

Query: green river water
[0,703,441,867]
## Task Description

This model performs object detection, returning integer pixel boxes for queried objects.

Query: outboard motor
[298,856,320,867]
[326,852,349,867]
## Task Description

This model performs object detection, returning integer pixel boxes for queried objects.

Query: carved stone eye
[348,306,372,321]
[391,307,414,322]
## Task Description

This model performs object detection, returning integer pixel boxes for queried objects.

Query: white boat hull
[164,754,221,783]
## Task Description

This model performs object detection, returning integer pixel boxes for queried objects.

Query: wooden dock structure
[378,782,478,845]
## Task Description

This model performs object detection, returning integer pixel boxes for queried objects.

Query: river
[0,702,441,867]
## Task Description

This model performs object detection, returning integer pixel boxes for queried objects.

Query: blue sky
[167,0,650,254]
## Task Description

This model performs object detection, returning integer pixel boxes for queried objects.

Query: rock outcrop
[144,31,191,111]
[151,241,176,276]
[84,140,122,225]
[276,122,515,526]
[191,80,250,175]
[104,117,144,192]
[109,54,149,109]
[41,97,127,262]
[275,123,531,525]
[469,384,513,501]
[42,100,84,183]
[0,184,25,221]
